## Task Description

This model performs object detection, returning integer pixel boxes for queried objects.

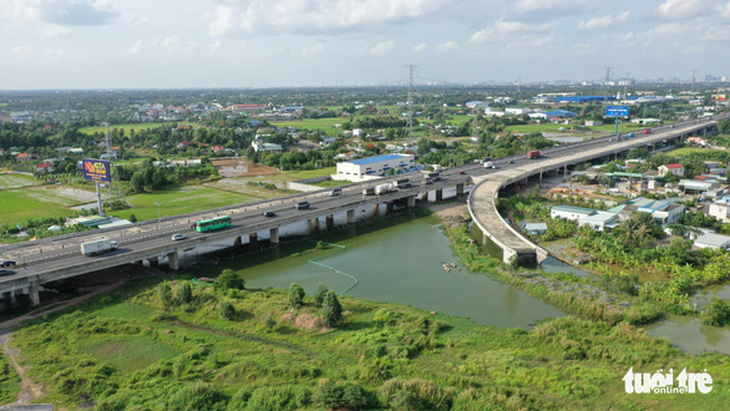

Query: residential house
[35,162,53,174]
[578,211,619,231]
[17,153,35,161]
[520,222,548,236]
[708,201,730,223]
[658,163,684,178]
[550,205,597,220]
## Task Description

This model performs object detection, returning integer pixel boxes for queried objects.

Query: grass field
[78,122,198,136]
[666,147,727,157]
[111,186,256,221]
[0,187,84,226]
[0,173,38,190]
[282,167,336,180]
[7,274,728,409]
[269,118,346,135]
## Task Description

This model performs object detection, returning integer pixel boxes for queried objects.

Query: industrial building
[335,154,415,181]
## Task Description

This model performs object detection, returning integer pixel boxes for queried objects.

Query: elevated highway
[468,116,725,264]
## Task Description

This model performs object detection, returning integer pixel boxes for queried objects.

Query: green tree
[264,315,277,331]
[217,269,245,290]
[314,283,329,306]
[323,290,342,327]
[288,283,305,308]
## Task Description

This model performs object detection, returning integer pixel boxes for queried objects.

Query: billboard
[82,159,111,183]
[606,106,630,118]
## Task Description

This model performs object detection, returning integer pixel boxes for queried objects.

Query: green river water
[193,214,730,354]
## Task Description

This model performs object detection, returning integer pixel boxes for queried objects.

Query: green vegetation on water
[7,275,729,410]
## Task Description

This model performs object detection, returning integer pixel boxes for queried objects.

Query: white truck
[80,239,118,256]
[374,183,396,195]
[394,178,411,189]
[483,161,495,169]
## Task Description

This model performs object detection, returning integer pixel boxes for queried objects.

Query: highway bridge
[469,115,725,264]
[0,114,724,306]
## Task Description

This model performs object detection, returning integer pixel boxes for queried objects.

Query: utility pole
[405,64,417,141]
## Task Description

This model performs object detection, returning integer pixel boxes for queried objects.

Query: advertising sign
[606,106,630,118]
[82,159,111,183]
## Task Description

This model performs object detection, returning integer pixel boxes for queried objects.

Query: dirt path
[0,282,124,405]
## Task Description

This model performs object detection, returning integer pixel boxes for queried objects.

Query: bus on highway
[194,216,232,232]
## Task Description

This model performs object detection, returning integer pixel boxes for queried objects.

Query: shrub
[216,269,245,290]
[323,290,342,327]
[178,282,193,304]
[166,382,228,411]
[314,283,328,306]
[288,283,305,308]
[221,301,235,320]
[313,382,372,410]
[244,386,311,410]
[701,297,730,326]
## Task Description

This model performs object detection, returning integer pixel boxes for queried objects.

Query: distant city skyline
[1,0,729,90]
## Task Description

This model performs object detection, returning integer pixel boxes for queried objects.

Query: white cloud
[45,48,64,55]
[514,0,588,15]
[719,2,730,19]
[436,41,458,52]
[40,25,74,37]
[2,0,119,26]
[469,19,551,44]
[412,43,427,52]
[657,0,711,20]
[12,46,32,54]
[578,11,630,31]
[207,0,448,36]
[370,40,395,55]
[301,43,324,57]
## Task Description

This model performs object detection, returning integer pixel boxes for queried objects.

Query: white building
[694,233,730,250]
[550,205,597,221]
[505,107,532,115]
[709,202,730,223]
[484,109,506,117]
[334,154,415,181]
[466,101,489,109]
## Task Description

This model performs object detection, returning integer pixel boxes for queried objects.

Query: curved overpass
[468,117,724,265]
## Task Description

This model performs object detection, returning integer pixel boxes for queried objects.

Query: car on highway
[643,129,651,134]
[171,233,186,241]
[0,269,15,277]
[507,160,514,164]
[296,201,311,210]
[263,211,276,217]
[0,260,16,268]
[458,171,466,175]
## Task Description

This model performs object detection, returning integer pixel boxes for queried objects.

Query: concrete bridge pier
[347,209,356,224]
[234,236,242,248]
[310,218,320,234]
[371,203,379,215]
[456,183,464,196]
[29,281,40,306]
[435,188,443,201]
[407,196,416,208]
[148,257,159,267]
[386,201,394,215]
[270,227,279,244]
[3,291,17,308]
[167,251,179,270]
[326,214,334,231]
[249,233,258,248]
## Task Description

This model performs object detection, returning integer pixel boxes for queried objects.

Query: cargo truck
[394,178,411,189]
[483,161,495,169]
[81,239,118,256]
[526,150,541,159]
[362,187,375,196]
[374,183,396,195]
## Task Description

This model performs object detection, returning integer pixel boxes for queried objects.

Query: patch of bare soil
[428,202,469,228]
[210,158,279,177]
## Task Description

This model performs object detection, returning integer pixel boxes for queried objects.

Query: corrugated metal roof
[348,154,411,165]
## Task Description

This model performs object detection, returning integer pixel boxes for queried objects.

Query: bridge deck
[468,121,717,264]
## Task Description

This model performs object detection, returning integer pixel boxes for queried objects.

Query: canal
[197,214,565,329]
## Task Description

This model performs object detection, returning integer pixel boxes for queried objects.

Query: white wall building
[694,233,730,250]
[335,154,415,181]
[709,202,730,223]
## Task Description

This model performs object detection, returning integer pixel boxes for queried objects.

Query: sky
[1,0,729,90]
